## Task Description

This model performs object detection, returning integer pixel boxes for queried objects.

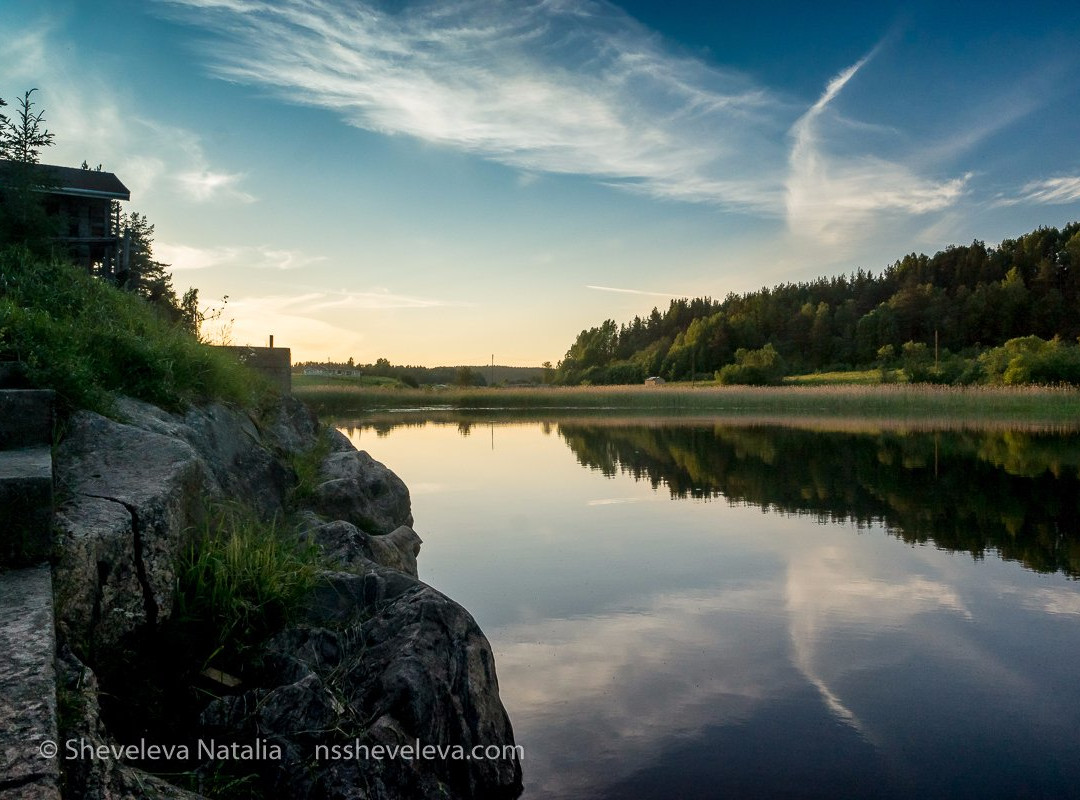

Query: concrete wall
[216,346,292,394]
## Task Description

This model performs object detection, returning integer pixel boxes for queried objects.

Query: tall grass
[176,503,321,658]
[0,245,270,413]
[296,382,1080,424]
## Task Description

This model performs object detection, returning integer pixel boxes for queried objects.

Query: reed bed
[296,382,1080,424]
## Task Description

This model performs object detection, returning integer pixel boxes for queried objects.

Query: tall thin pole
[491,354,494,387]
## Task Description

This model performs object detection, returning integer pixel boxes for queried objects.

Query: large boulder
[53,397,314,657]
[114,398,293,520]
[53,410,216,656]
[300,518,422,578]
[259,394,321,456]
[310,450,413,534]
[200,561,523,799]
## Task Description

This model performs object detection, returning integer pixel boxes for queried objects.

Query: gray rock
[311,450,413,535]
[260,395,321,455]
[47,394,520,800]
[53,411,216,656]
[200,563,522,799]
[53,396,320,654]
[115,397,290,519]
[180,402,291,519]
[326,427,356,453]
[302,519,422,579]
[0,566,60,800]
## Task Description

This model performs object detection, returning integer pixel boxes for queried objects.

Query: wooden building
[0,160,130,277]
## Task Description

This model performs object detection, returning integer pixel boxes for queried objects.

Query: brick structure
[217,345,292,393]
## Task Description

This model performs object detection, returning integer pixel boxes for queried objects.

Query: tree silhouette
[0,89,55,163]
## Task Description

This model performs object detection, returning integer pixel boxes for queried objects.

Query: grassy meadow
[294,378,1080,425]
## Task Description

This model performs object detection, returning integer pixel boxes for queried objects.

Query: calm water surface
[337,416,1080,799]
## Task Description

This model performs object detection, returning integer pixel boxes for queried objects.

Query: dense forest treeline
[556,222,1080,385]
[295,358,546,387]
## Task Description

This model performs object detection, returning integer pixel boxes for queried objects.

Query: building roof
[0,159,130,201]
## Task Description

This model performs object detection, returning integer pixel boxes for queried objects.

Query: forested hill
[555,222,1080,385]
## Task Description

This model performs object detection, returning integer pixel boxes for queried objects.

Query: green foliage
[0,88,54,163]
[784,369,895,386]
[0,89,58,252]
[454,365,486,386]
[285,427,333,507]
[0,246,269,413]
[716,343,786,385]
[979,336,1080,386]
[176,503,321,657]
[553,222,1080,386]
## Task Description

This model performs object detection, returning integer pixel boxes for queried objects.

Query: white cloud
[0,24,254,206]
[176,169,256,203]
[157,1,983,241]
[157,0,785,211]
[1001,176,1080,207]
[785,50,969,243]
[215,287,461,357]
[156,241,323,270]
[307,289,462,310]
[586,284,684,297]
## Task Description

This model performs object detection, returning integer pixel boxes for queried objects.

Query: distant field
[293,374,403,389]
[783,369,904,386]
[293,380,1080,424]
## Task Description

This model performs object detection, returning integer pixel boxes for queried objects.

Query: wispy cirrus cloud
[157,0,784,211]
[785,49,970,243]
[586,284,685,297]
[176,168,255,203]
[158,0,985,242]
[156,241,324,271]
[306,289,465,311]
[998,175,1080,207]
[216,286,463,358]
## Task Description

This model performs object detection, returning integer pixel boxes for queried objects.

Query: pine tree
[0,89,55,163]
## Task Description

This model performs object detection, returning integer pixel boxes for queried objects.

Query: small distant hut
[644,376,666,386]
[0,159,130,277]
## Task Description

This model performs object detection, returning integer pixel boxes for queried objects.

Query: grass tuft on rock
[176,502,321,659]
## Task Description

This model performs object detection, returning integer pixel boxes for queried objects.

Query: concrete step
[0,390,55,450]
[0,564,60,799]
[0,447,54,567]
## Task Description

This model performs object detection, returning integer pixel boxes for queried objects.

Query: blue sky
[2,0,1079,365]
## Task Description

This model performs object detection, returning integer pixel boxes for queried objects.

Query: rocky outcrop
[309,450,414,535]
[200,561,522,799]
[299,517,422,579]
[49,396,521,800]
[53,397,321,656]
[53,411,213,656]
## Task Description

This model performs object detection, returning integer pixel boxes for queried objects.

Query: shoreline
[296,382,1080,425]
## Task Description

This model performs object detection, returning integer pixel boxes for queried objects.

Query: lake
[336,414,1080,799]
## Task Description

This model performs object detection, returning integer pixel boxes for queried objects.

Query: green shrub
[286,427,333,507]
[0,245,270,413]
[979,336,1080,386]
[716,343,786,386]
